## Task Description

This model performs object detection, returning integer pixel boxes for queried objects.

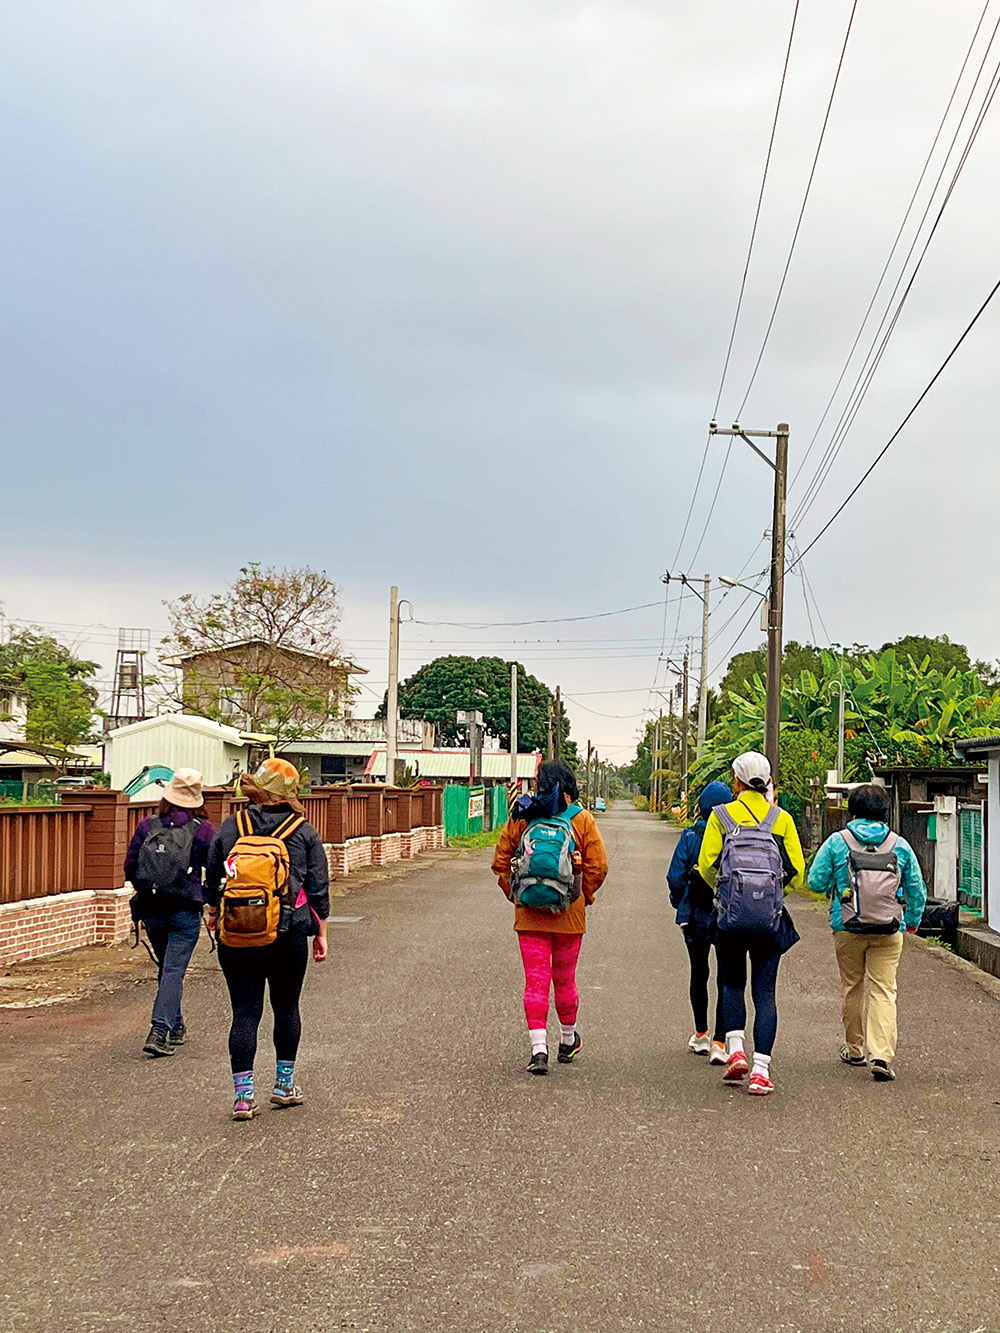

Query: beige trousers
[834,931,905,1063]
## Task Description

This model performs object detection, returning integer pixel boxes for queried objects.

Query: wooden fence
[0,784,444,906]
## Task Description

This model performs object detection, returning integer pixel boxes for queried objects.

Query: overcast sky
[2,1,999,759]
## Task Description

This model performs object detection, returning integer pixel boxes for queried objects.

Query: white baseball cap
[732,751,771,793]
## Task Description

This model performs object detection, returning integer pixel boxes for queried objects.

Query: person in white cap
[124,769,216,1058]
[696,751,805,1096]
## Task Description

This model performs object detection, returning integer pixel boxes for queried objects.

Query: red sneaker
[748,1071,775,1096]
[722,1050,748,1083]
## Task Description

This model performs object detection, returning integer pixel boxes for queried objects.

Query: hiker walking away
[492,760,608,1075]
[666,780,733,1065]
[809,783,926,1082]
[697,752,805,1097]
[124,769,216,1058]
[205,758,330,1121]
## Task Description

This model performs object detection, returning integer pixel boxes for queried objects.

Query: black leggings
[683,932,724,1041]
[715,931,781,1057]
[218,932,309,1072]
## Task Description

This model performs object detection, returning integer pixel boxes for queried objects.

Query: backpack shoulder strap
[840,828,863,853]
[235,808,252,838]
[145,816,164,836]
[564,803,583,821]
[760,804,782,834]
[878,831,898,854]
[273,814,305,842]
[714,805,739,835]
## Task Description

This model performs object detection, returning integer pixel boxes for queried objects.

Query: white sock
[528,1028,548,1056]
[752,1052,772,1078]
[726,1030,745,1056]
[559,1024,576,1046]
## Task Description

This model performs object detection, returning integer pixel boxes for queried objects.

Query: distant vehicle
[54,775,92,788]
[595,797,607,812]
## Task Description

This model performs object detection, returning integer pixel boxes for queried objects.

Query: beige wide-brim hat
[163,768,205,809]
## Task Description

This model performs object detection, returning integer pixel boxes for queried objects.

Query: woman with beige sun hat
[205,758,330,1121]
[124,768,216,1059]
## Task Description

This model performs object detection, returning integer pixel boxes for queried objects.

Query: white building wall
[108,716,249,790]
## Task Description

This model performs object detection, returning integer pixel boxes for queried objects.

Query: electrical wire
[410,599,674,629]
[789,271,1000,570]
[736,0,859,418]
[788,0,994,500]
[669,0,801,571]
[792,16,1000,527]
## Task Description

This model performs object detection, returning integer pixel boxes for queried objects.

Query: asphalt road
[2,803,999,1333]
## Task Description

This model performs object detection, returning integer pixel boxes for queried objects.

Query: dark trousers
[143,909,202,1032]
[683,930,724,1041]
[715,931,782,1056]
[218,932,309,1072]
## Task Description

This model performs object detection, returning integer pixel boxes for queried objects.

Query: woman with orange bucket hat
[205,758,330,1120]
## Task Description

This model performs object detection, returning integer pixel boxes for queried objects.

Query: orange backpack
[218,809,305,948]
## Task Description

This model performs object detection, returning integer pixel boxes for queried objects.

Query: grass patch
[923,934,953,952]
[448,829,502,849]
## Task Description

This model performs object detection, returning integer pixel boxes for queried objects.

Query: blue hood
[846,818,891,846]
[699,781,733,820]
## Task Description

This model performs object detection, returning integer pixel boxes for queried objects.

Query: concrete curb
[909,931,1000,1004]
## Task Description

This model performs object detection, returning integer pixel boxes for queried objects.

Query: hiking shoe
[688,1033,711,1056]
[709,1041,727,1065]
[270,1084,305,1108]
[722,1050,749,1083]
[871,1059,896,1082]
[168,1022,187,1047]
[142,1026,174,1058]
[558,1032,583,1063]
[748,1071,775,1096]
[839,1044,866,1066]
[527,1051,549,1076]
[232,1096,258,1121]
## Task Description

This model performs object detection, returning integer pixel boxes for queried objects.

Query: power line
[736,0,859,417]
[791,15,1000,527]
[788,0,994,501]
[790,271,1000,570]
[410,599,674,629]
[670,1,801,570]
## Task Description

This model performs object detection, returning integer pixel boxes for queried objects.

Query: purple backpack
[713,802,784,934]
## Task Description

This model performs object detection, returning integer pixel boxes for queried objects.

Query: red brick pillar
[75,790,130,891]
[366,790,384,840]
[328,788,347,845]
[396,791,413,833]
[202,786,231,831]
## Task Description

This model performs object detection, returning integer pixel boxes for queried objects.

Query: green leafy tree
[380,655,571,756]
[0,628,99,773]
[880,634,970,676]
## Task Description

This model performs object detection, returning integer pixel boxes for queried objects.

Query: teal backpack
[510,804,583,914]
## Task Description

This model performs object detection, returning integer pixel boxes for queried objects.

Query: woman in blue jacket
[667,780,732,1063]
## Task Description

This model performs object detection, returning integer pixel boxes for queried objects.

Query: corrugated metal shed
[107,714,250,790]
[366,749,541,780]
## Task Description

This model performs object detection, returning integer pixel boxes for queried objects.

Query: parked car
[595,796,607,812]
[54,775,92,788]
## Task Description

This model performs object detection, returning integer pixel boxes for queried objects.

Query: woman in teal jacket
[809,783,927,1081]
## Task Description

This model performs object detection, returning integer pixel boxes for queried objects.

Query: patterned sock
[233,1070,254,1102]
[275,1060,295,1089]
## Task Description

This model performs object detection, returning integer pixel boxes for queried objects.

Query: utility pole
[709,419,789,779]
[668,688,675,769]
[554,686,563,761]
[680,647,690,790]
[586,739,593,810]
[698,574,710,752]
[386,586,399,787]
[509,662,519,791]
[546,700,554,761]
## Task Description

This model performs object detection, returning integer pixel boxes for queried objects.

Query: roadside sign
[468,786,485,820]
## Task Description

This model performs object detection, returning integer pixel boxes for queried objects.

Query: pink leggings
[517,931,584,1029]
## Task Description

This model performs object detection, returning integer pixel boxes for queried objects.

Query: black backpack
[133,817,202,905]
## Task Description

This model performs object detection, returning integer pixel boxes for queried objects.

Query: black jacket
[204,803,330,934]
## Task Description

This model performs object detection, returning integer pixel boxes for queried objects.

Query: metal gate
[958,805,983,911]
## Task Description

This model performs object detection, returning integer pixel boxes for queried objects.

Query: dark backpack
[134,816,202,904]
[714,801,785,934]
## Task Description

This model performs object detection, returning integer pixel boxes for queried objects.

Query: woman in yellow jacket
[492,761,609,1074]
[697,751,805,1097]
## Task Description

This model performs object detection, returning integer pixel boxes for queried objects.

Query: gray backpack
[714,802,784,934]
[839,829,903,934]
[134,817,201,902]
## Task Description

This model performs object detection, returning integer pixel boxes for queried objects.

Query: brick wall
[372,833,402,866]
[0,886,133,969]
[323,824,444,880]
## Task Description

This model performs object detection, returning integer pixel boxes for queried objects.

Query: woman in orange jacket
[492,760,609,1074]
